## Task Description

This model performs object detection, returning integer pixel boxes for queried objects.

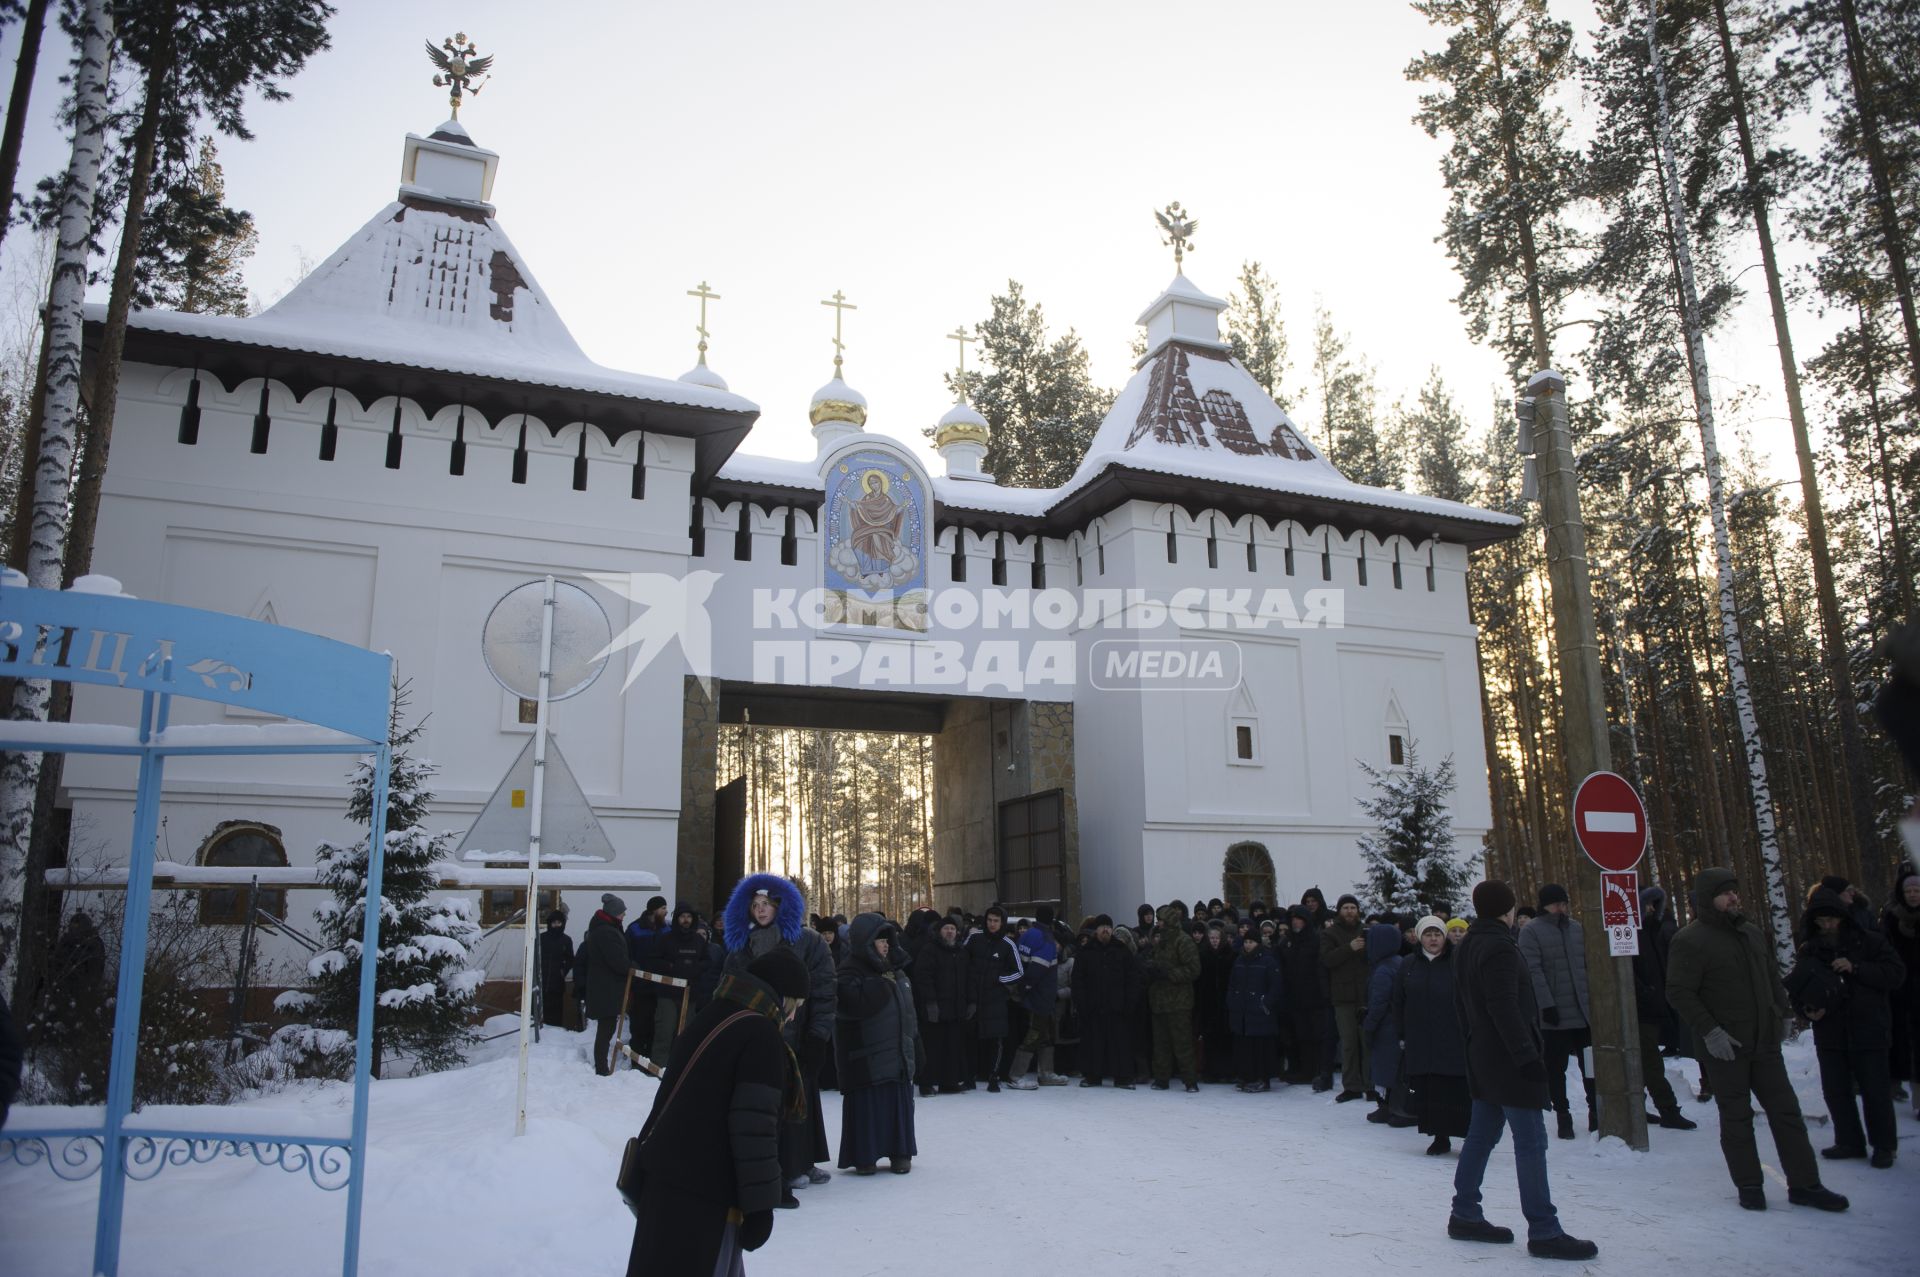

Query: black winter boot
[1555,1109,1575,1141]
[1527,1234,1599,1260]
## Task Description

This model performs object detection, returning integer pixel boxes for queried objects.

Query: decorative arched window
[197,821,288,925]
[1223,842,1276,910]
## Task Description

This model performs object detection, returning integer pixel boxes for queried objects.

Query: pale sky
[1,0,1812,478]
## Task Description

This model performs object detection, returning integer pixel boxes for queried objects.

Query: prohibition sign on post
[1572,770,1648,873]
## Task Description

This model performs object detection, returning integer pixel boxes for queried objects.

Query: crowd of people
[602,860,1918,1270]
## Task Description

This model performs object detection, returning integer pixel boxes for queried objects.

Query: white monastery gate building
[63,113,1519,980]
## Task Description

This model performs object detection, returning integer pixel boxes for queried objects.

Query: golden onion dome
[934,400,990,450]
[809,376,868,429]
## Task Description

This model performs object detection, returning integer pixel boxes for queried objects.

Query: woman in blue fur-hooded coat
[723,873,837,1189]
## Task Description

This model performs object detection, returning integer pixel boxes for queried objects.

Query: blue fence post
[341,739,391,1277]
[90,688,171,1277]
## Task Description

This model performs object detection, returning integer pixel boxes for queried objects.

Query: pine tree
[1309,306,1399,487]
[137,137,256,315]
[1353,745,1471,915]
[937,280,1113,488]
[1408,0,1586,378]
[273,683,482,1078]
[1403,366,1475,502]
[68,0,333,586]
[1225,260,1291,409]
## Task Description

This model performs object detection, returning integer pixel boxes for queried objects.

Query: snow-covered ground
[2,1028,1912,1275]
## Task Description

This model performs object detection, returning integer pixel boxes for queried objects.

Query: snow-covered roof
[96,195,755,418]
[1049,339,1518,533]
[711,337,1519,541]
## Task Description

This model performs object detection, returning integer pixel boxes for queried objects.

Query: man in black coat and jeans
[1447,881,1598,1261]
[626,946,808,1276]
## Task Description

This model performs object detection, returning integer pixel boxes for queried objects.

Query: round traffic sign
[481,580,612,702]
[1571,771,1647,872]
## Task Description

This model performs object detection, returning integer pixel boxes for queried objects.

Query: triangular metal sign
[456,735,615,862]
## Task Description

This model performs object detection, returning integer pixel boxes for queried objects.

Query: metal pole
[90,687,170,1277]
[513,575,556,1135]
[343,738,391,1277]
[1524,373,1647,1150]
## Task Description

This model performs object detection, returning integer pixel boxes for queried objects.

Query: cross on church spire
[947,325,976,402]
[687,281,720,366]
[821,290,857,376]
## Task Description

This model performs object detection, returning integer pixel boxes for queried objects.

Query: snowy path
[2,1030,1912,1275]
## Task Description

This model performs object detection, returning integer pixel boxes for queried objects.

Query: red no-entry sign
[1572,771,1648,872]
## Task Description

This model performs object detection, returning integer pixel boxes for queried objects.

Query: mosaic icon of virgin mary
[824,449,928,630]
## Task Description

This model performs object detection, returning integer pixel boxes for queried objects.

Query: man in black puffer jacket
[965,905,1024,1090]
[1788,887,1907,1168]
[626,947,807,1276]
[1447,881,1598,1261]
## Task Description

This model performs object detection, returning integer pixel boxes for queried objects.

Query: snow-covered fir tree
[1353,744,1471,915]
[273,683,482,1077]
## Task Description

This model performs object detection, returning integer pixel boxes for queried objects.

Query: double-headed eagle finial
[1156,202,1197,273]
[426,33,493,121]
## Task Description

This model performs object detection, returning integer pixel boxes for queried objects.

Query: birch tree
[1646,1,1792,965]
[0,0,112,974]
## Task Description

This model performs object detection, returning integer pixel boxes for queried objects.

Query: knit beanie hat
[1093,914,1114,930]
[1537,883,1569,908]
[646,895,668,912]
[1416,915,1445,937]
[1819,874,1851,895]
[1445,917,1469,936]
[1472,880,1517,919]
[1336,893,1360,910]
[601,893,627,917]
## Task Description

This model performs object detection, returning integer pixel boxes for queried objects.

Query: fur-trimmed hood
[722,872,807,953]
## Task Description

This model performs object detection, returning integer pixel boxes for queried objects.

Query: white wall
[67,364,1501,960]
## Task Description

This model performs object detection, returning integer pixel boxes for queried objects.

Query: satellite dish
[481,580,612,702]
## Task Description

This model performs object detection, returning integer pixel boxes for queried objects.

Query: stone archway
[1223,841,1276,910]
[675,678,1078,921]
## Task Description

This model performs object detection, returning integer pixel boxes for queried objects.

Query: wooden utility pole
[1520,372,1647,1151]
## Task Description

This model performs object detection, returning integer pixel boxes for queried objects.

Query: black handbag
[617,1009,756,1220]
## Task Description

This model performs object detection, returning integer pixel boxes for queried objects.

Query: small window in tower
[1227,710,1261,767]
[1389,733,1406,767]
[518,698,538,724]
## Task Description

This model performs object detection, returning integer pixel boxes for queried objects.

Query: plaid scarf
[715,974,807,1120]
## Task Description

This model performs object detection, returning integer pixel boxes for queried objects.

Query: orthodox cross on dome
[426,33,493,121]
[821,290,857,376]
[687,281,721,367]
[947,325,976,401]
[1155,201,1198,274]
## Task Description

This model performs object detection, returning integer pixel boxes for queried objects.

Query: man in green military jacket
[1666,868,1847,1213]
